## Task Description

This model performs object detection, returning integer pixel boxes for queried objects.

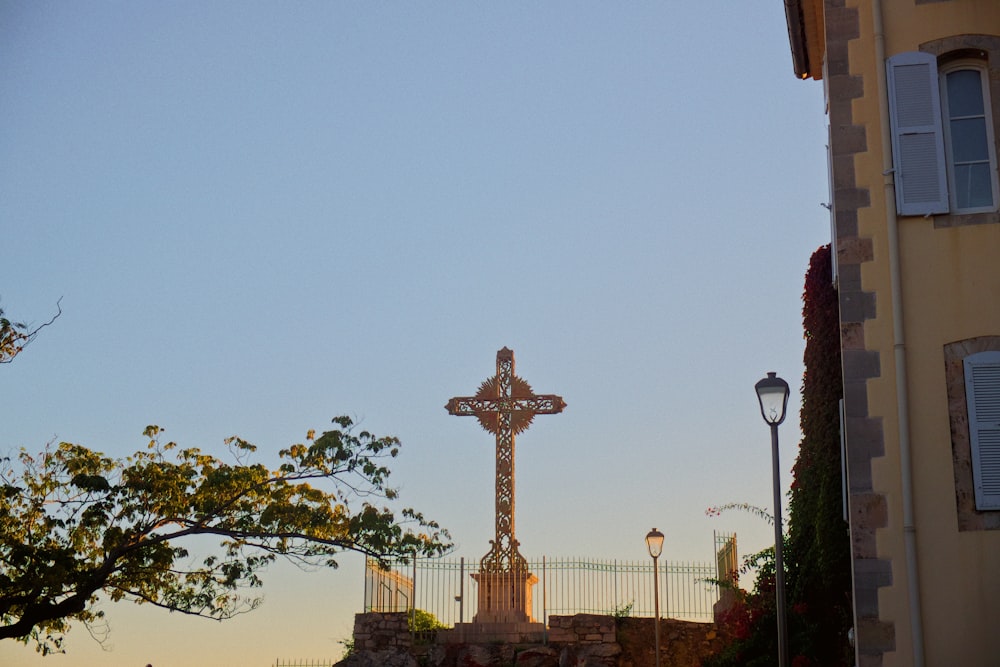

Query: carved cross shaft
[446,347,565,573]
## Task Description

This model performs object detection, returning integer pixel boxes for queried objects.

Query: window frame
[965,351,1000,510]
[939,60,1000,215]
[944,338,1000,530]
[919,37,1000,228]
[886,43,1000,222]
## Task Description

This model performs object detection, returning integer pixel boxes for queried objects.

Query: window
[941,63,999,212]
[886,51,999,216]
[945,339,1000,529]
[965,351,1000,510]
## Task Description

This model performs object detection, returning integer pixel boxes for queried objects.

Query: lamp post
[755,372,790,667]
[646,528,664,667]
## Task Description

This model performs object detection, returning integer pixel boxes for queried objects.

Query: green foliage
[338,636,355,660]
[0,300,61,365]
[704,538,799,667]
[0,418,451,654]
[611,600,634,619]
[408,608,446,632]
[0,307,29,363]
[707,246,851,667]
[706,502,778,526]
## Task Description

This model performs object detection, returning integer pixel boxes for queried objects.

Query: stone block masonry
[546,613,616,644]
[616,617,728,667]
[349,611,411,652]
[338,612,728,667]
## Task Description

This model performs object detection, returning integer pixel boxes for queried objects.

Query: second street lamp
[755,371,790,667]
[646,528,664,667]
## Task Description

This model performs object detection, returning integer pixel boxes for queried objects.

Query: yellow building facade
[785,1,1000,665]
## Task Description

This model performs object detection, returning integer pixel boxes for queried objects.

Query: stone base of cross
[470,569,539,624]
[446,570,544,643]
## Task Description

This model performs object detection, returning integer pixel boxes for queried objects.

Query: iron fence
[365,555,721,626]
[272,660,332,667]
[714,532,738,582]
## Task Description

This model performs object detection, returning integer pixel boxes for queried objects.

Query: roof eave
[784,0,812,79]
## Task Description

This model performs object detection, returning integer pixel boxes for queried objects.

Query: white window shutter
[965,352,1000,510]
[886,51,950,215]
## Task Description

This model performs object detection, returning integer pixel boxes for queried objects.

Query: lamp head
[755,372,790,426]
[645,527,664,559]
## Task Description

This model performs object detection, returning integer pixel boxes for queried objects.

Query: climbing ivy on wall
[786,244,852,665]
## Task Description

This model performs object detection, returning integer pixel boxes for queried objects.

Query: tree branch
[0,298,62,364]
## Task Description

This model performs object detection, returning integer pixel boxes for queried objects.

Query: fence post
[663,561,672,618]
[410,551,417,635]
[542,556,547,643]
[363,558,369,612]
[459,556,465,625]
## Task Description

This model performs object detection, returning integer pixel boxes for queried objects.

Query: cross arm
[445,395,566,416]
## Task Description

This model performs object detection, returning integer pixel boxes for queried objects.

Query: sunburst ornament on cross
[446,347,566,573]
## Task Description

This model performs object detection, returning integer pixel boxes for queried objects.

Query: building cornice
[785,0,825,80]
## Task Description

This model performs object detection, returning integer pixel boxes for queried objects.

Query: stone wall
[350,611,411,652]
[616,617,727,667]
[547,613,616,644]
[337,612,725,667]
[546,614,621,666]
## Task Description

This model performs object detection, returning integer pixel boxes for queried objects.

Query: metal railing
[365,555,720,626]
[714,532,738,583]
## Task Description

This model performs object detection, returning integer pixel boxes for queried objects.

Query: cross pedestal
[471,569,539,624]
[448,570,545,643]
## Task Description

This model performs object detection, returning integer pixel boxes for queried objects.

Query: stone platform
[470,569,538,623]
[443,621,546,644]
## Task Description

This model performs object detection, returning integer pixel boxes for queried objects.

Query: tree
[0,300,61,364]
[0,417,451,654]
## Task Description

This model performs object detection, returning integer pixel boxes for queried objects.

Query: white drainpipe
[871,0,926,664]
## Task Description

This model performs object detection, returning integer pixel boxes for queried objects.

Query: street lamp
[755,372,790,667]
[646,528,664,667]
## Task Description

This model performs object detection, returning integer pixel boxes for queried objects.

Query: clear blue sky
[1,3,828,665]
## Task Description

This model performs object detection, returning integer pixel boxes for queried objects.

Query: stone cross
[446,347,566,573]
